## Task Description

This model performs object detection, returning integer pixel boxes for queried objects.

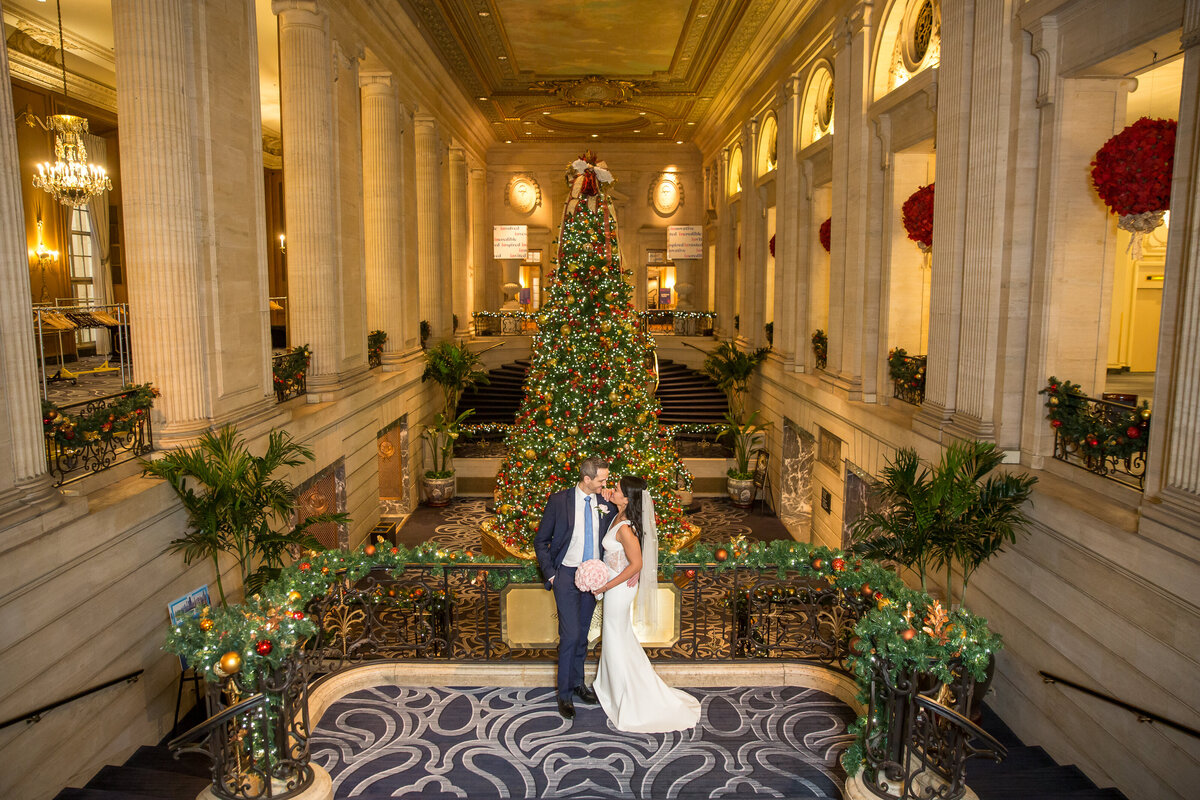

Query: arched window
[799,63,834,149]
[873,0,941,100]
[728,144,743,196]
[758,114,778,176]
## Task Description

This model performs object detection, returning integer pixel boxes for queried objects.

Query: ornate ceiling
[398,0,778,143]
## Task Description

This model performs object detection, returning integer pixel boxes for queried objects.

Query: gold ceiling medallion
[505,174,542,215]
[532,76,640,107]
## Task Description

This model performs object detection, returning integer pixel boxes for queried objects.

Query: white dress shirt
[561,487,601,567]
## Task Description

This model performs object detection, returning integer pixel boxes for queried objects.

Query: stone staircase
[459,358,728,427]
[53,745,210,800]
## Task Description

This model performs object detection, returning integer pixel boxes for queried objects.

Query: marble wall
[779,418,813,539]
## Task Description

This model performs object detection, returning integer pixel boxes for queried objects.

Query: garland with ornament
[42,383,158,447]
[820,217,831,253]
[485,152,696,556]
[272,344,311,397]
[811,329,828,369]
[165,534,1000,784]
[887,347,926,389]
[367,330,387,368]
[902,183,935,252]
[1090,117,1176,253]
[1041,376,1150,462]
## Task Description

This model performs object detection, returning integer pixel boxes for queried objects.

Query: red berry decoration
[390,547,399,555]
[901,628,917,642]
[255,640,273,655]
[873,591,883,601]
[832,557,846,572]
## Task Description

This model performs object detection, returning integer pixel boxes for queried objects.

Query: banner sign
[493,225,528,259]
[667,225,703,260]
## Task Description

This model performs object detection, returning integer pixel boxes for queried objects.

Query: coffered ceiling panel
[399,0,776,143]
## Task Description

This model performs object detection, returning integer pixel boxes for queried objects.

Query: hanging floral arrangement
[769,234,775,258]
[819,218,831,253]
[902,183,935,253]
[1090,117,1176,255]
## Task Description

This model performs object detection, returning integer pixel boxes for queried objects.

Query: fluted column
[1142,0,1200,526]
[273,0,341,392]
[714,149,737,338]
[113,0,208,440]
[414,113,445,341]
[469,164,489,326]
[741,120,767,348]
[448,146,470,336]
[0,16,60,524]
[827,2,873,398]
[360,70,404,365]
[398,102,420,351]
[774,77,803,365]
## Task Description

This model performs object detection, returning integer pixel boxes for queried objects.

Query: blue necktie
[582,496,594,562]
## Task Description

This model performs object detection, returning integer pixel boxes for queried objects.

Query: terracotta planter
[423,474,456,507]
[727,475,755,508]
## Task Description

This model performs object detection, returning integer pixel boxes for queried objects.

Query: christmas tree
[483,153,698,557]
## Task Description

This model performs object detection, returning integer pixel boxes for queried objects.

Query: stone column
[715,148,737,339]
[739,120,764,347]
[448,146,470,336]
[360,70,404,365]
[0,19,60,524]
[113,0,209,441]
[414,113,445,341]
[774,77,803,366]
[827,2,874,398]
[273,0,342,393]
[398,102,421,352]
[1142,0,1200,528]
[469,164,489,325]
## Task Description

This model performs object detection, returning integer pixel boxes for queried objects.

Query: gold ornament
[1141,408,1152,420]
[199,619,215,631]
[287,590,302,604]
[525,449,537,459]
[218,651,242,675]
[601,321,612,332]
[560,324,570,335]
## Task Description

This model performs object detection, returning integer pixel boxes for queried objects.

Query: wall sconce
[278,233,286,254]
[29,216,59,302]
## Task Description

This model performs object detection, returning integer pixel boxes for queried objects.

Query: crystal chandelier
[27,0,111,208]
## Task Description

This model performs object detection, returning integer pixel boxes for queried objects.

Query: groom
[534,457,614,719]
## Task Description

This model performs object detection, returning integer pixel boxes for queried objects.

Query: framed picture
[818,426,842,472]
[646,248,668,265]
[168,585,212,626]
[525,249,542,265]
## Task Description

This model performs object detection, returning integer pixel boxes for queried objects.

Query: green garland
[272,344,311,394]
[811,329,827,369]
[1042,376,1150,461]
[367,330,387,367]
[887,347,926,388]
[42,383,158,447]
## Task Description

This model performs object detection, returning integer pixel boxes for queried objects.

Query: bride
[591,476,701,733]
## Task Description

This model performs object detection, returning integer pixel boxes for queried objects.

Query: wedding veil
[632,492,659,632]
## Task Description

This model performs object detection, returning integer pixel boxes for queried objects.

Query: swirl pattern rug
[312,685,853,799]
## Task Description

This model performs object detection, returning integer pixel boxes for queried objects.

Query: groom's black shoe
[557,697,576,719]
[574,684,599,704]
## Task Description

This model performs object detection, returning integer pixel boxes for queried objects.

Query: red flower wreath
[819,217,831,253]
[1091,117,1176,233]
[902,183,935,252]
[769,234,775,258]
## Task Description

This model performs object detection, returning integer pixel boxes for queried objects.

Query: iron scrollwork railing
[472,311,538,336]
[271,346,310,404]
[637,310,716,337]
[890,352,927,406]
[45,392,153,486]
[858,661,1006,799]
[172,662,313,800]
[1051,395,1149,490]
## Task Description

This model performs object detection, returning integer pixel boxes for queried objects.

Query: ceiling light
[676,140,683,144]
[505,140,511,143]
[542,111,550,115]
[657,132,664,135]
[633,130,641,133]
[591,134,599,138]
[478,96,487,101]
[525,131,532,135]
[698,13,708,18]
[478,10,489,16]
[639,111,646,115]
[498,55,507,60]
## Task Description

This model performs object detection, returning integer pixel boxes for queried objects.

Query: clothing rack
[33,301,131,398]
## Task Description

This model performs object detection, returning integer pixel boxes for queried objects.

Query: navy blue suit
[534,487,615,700]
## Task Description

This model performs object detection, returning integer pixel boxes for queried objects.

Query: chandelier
[27,0,111,208]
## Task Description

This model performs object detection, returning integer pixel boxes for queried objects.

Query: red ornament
[685,569,696,578]
[390,547,399,554]
[364,544,376,556]
[861,584,873,597]
[714,548,729,562]
[299,562,311,571]
[290,611,304,620]
[1087,437,1100,447]
[1126,426,1141,439]
[255,640,273,655]
[1091,117,1177,217]
[832,557,846,572]
[819,217,831,252]
[811,558,824,570]
[901,628,917,642]
[902,183,935,251]
[1051,419,1063,428]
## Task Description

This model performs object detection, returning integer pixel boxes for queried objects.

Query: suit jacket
[534,487,616,589]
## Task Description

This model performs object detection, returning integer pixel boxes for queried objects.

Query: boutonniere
[596,503,611,514]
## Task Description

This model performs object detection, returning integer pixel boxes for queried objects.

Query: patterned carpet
[312,685,854,799]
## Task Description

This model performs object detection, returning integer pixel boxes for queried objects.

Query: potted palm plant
[721,410,771,508]
[142,424,349,605]
[703,339,771,422]
[420,340,489,505]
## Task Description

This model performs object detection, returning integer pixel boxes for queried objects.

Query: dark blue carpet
[311,685,854,798]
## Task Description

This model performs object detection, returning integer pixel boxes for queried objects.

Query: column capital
[1183,0,1200,49]
[413,112,438,132]
[359,69,393,91]
[272,0,323,22]
[833,1,871,55]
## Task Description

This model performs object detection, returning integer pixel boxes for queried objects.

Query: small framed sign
[646,248,668,265]
[168,585,212,669]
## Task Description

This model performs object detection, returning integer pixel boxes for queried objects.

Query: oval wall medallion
[649,172,683,216]
[505,174,541,215]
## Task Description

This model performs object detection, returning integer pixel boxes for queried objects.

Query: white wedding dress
[593,520,701,733]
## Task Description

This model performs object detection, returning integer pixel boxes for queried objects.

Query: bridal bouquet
[575,559,609,595]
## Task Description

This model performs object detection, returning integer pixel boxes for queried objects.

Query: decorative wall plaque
[505,174,541,215]
[817,426,842,472]
[649,172,683,216]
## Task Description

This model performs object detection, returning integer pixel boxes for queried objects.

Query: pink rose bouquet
[575,559,609,594]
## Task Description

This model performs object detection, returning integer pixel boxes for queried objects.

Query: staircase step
[968,765,1095,795]
[966,745,1056,778]
[55,788,167,800]
[86,765,209,800]
[123,745,213,779]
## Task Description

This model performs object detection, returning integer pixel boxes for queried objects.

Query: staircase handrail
[1040,670,1199,739]
[915,693,1008,760]
[0,669,143,730]
[167,692,267,750]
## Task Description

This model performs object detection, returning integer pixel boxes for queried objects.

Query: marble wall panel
[779,418,814,539]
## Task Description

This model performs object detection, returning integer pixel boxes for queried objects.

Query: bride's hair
[620,475,648,547]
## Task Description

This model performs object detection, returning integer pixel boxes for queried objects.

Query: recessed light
[676,140,683,144]
[505,139,512,143]
[687,121,695,125]
[498,55,507,60]
[523,120,531,124]
[633,129,641,133]
[478,10,489,16]
[591,134,599,138]
[525,131,532,135]
[657,132,664,135]
[638,111,647,116]
[698,13,708,18]
[478,97,487,101]
[542,111,550,115]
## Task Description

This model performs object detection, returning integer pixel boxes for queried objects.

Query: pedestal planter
[727,475,755,508]
[422,474,456,506]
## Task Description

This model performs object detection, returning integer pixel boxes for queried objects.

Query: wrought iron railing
[271,345,310,403]
[473,311,538,336]
[637,310,717,336]
[171,664,313,800]
[44,392,154,486]
[173,563,999,800]
[1050,395,1149,490]
[890,352,927,406]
